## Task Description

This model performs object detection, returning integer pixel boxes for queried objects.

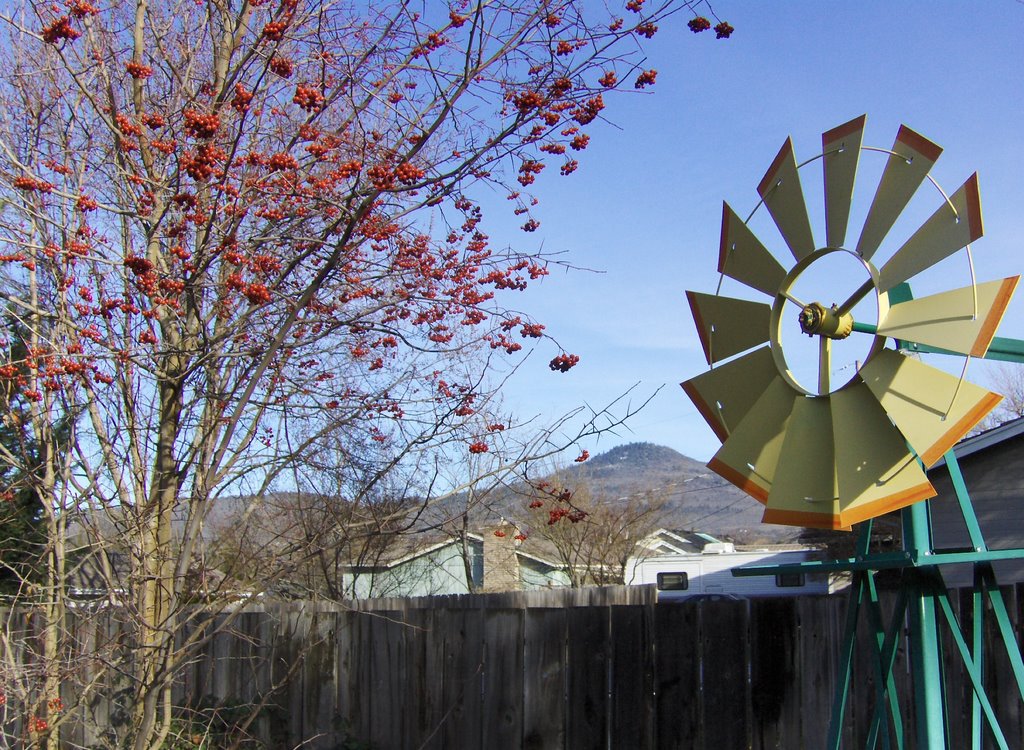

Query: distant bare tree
[523,469,667,586]
[973,363,1024,433]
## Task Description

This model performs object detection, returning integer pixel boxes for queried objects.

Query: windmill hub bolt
[799,302,854,339]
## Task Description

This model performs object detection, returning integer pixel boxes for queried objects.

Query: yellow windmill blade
[762,396,839,528]
[877,276,1019,357]
[707,377,798,504]
[877,174,984,293]
[822,114,866,249]
[757,137,816,262]
[860,348,1001,467]
[855,125,943,261]
[829,382,935,527]
[681,347,777,441]
[719,202,787,297]
[686,291,771,365]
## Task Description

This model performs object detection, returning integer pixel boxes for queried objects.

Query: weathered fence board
[522,607,567,750]
[700,600,751,750]
[439,607,484,748]
[482,608,525,749]
[566,606,608,749]
[653,601,700,749]
[610,605,654,750]
[750,596,801,750]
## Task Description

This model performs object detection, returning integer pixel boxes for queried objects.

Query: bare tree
[523,469,668,586]
[971,362,1024,434]
[0,1,733,744]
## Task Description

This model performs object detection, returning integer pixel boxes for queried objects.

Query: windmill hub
[798,302,853,339]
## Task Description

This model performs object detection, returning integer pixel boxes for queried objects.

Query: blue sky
[486,1,1024,461]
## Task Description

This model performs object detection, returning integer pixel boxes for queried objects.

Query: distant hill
[558,442,799,543]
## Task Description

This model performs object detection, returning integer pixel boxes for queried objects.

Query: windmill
[682,115,1024,748]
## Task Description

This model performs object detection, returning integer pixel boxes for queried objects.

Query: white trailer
[625,545,831,600]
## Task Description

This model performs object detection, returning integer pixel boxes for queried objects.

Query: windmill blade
[822,115,866,249]
[757,137,816,262]
[830,382,936,527]
[681,347,777,442]
[719,202,787,297]
[860,348,1001,467]
[686,291,771,365]
[855,125,943,261]
[877,174,984,293]
[877,276,1019,357]
[762,396,839,529]
[707,377,798,503]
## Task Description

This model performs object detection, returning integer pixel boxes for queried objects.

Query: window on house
[775,572,805,588]
[657,572,689,591]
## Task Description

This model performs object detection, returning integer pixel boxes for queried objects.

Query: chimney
[483,520,521,591]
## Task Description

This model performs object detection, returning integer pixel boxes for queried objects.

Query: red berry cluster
[42,16,80,44]
[394,162,424,184]
[293,85,325,112]
[714,22,734,38]
[688,16,712,33]
[468,441,489,454]
[115,113,142,137]
[598,71,617,88]
[69,0,99,17]
[262,20,288,41]
[493,529,507,537]
[528,500,544,509]
[517,160,544,186]
[572,94,604,125]
[183,109,220,139]
[267,152,298,171]
[367,164,394,189]
[625,0,644,12]
[125,61,153,79]
[269,56,294,77]
[634,69,657,89]
[412,32,446,58]
[548,353,579,372]
[12,176,54,193]
[449,11,467,27]
[29,716,48,733]
[513,90,545,113]
[547,507,587,525]
[231,84,253,113]
[243,283,272,305]
[574,450,590,463]
[636,22,657,38]
[336,160,362,178]
[550,78,573,98]
[181,144,225,181]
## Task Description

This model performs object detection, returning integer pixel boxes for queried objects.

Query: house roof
[634,528,724,556]
[930,415,1024,468]
[346,530,567,572]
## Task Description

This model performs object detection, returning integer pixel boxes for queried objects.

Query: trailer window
[775,572,805,588]
[657,572,689,591]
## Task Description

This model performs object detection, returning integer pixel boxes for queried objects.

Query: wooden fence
[6,583,1024,748]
